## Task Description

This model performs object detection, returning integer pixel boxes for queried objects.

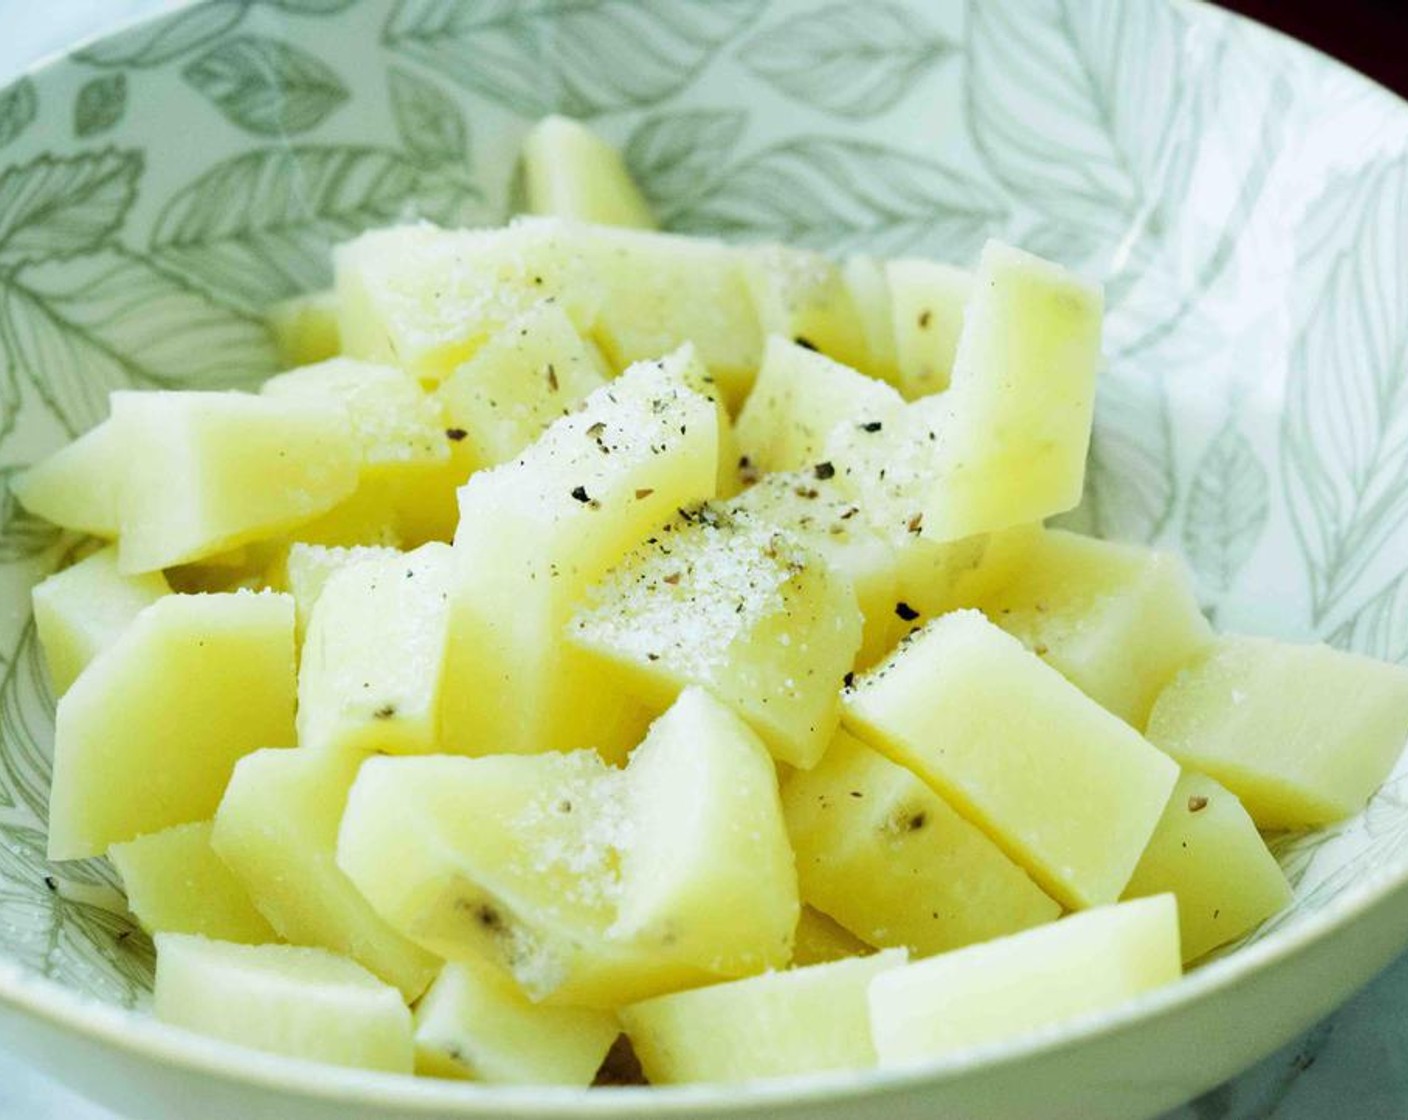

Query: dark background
[1221,0,1408,94]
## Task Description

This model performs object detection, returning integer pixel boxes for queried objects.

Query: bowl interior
[0,0,1406,1049]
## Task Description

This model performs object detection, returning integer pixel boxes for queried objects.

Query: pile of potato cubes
[16,117,1408,1087]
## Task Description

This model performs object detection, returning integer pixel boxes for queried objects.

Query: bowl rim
[3,0,1408,1112]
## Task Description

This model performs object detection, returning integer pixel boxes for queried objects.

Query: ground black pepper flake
[918,309,932,329]
[546,363,559,391]
[907,512,923,535]
[445,427,467,442]
[794,485,819,500]
[814,461,835,480]
[895,601,920,621]
[860,420,883,433]
[44,875,56,892]
[635,488,654,500]
[738,456,760,484]
[843,671,855,688]
[374,704,397,720]
[1188,795,1209,813]
[793,336,819,351]
[663,572,681,585]
[571,485,590,503]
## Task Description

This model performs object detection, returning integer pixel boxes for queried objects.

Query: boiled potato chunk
[582,226,761,409]
[740,246,869,372]
[621,948,906,1084]
[735,337,904,474]
[48,591,295,860]
[868,895,1180,1066]
[1147,636,1408,828]
[572,509,862,769]
[791,906,873,967]
[886,258,970,398]
[213,747,441,1001]
[298,543,452,756]
[1124,771,1291,961]
[154,934,413,1073]
[840,254,901,386]
[261,358,447,472]
[266,289,341,367]
[31,546,169,694]
[822,403,1040,625]
[108,821,276,944]
[613,688,798,975]
[414,958,620,1086]
[435,301,609,471]
[262,358,459,546]
[12,420,120,537]
[335,220,602,383]
[521,115,655,229]
[895,522,1040,623]
[980,529,1213,727]
[783,731,1059,956]
[109,390,360,573]
[279,541,400,641]
[843,610,1178,908]
[336,751,713,1008]
[442,351,716,759]
[727,472,901,667]
[920,241,1102,541]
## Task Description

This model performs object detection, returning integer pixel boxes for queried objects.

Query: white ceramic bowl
[2,1,1408,1117]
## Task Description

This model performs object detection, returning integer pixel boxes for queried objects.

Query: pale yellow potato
[442,350,716,760]
[920,240,1103,541]
[261,358,447,471]
[298,542,452,756]
[735,336,905,475]
[48,591,295,860]
[886,258,971,398]
[726,471,902,667]
[895,523,1040,622]
[31,545,169,695]
[739,245,869,372]
[840,253,902,386]
[868,895,1180,1066]
[335,751,715,1008]
[435,300,609,471]
[620,948,906,1085]
[843,610,1178,908]
[783,730,1059,956]
[154,935,413,1073]
[1123,771,1291,961]
[266,289,341,367]
[571,508,862,770]
[821,398,1041,626]
[580,226,762,410]
[791,906,873,967]
[414,957,620,1086]
[334,219,603,384]
[613,688,798,976]
[109,390,360,573]
[277,541,401,641]
[1147,635,1408,828]
[262,358,461,546]
[979,529,1214,728]
[11,420,120,537]
[212,746,441,1002]
[108,821,276,944]
[521,115,655,230]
